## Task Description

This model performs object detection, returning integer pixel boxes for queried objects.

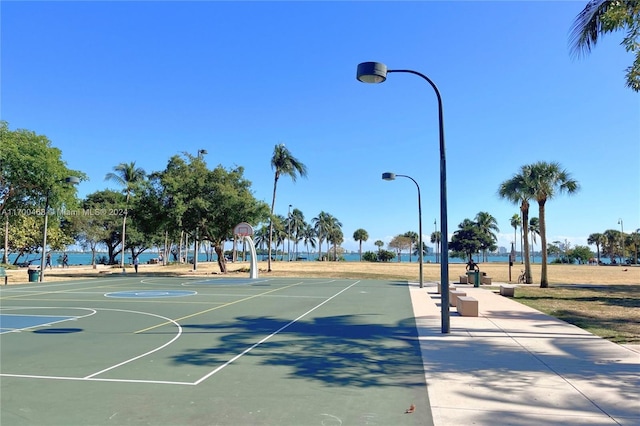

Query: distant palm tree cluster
[253,208,344,262]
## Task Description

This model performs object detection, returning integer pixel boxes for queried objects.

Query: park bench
[449,289,467,307]
[458,275,468,284]
[481,276,493,285]
[437,282,453,294]
[0,267,7,285]
[456,296,479,316]
[500,284,516,297]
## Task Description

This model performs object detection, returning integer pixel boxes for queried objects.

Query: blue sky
[2,1,638,254]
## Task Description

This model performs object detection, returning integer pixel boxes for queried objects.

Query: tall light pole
[618,218,624,264]
[357,61,450,333]
[382,172,423,288]
[287,204,292,261]
[40,176,80,282]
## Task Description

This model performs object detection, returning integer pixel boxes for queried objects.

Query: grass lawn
[512,284,640,344]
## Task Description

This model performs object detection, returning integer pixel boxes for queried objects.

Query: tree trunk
[3,217,8,264]
[268,172,279,272]
[215,244,227,273]
[539,200,549,288]
[521,201,533,284]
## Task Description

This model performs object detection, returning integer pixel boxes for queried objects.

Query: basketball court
[0,275,432,425]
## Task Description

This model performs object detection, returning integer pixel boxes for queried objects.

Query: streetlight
[287,204,292,262]
[357,61,450,333]
[40,176,80,282]
[382,172,423,288]
[618,218,624,264]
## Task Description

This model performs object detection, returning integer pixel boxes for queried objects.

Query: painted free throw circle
[106,290,196,298]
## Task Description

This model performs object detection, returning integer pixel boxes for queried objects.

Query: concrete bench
[458,275,468,284]
[449,290,467,307]
[0,267,7,285]
[482,276,492,285]
[500,284,516,297]
[437,282,453,294]
[457,296,479,316]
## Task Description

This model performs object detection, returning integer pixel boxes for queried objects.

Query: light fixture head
[357,62,388,84]
[381,172,395,181]
[65,176,80,185]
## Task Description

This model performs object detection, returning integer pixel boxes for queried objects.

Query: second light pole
[382,172,423,288]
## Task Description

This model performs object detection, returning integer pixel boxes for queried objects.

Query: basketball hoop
[233,222,254,237]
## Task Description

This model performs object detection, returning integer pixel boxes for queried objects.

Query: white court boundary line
[193,279,361,384]
[1,279,361,386]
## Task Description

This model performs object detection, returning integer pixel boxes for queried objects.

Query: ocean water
[3,250,561,266]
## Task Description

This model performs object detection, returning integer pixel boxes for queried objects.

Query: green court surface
[0,276,432,425]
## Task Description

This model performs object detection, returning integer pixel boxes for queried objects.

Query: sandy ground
[3,260,639,286]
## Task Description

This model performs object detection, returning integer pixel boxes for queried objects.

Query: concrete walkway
[409,282,640,426]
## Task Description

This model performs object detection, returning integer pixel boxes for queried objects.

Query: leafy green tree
[389,235,412,262]
[353,228,369,261]
[1,121,85,263]
[629,229,640,264]
[569,245,594,264]
[570,0,640,91]
[526,161,580,287]
[105,162,146,271]
[82,190,127,264]
[158,153,269,272]
[377,249,396,262]
[449,219,493,262]
[267,144,308,272]
[362,251,378,262]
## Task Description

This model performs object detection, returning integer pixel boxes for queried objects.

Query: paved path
[409,283,640,426]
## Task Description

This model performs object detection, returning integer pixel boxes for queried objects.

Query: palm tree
[510,213,521,262]
[430,231,441,263]
[312,211,333,260]
[475,212,499,262]
[353,228,369,261]
[499,167,534,284]
[289,208,306,259]
[570,0,640,91]
[105,161,146,272]
[267,144,307,271]
[301,224,317,260]
[526,161,580,287]
[587,232,604,264]
[529,217,540,263]
[374,240,384,252]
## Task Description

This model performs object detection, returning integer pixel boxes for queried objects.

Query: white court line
[0,308,183,383]
[193,279,361,385]
[84,308,182,379]
[0,373,194,386]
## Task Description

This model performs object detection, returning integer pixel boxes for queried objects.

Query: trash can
[466,270,480,287]
[28,266,40,282]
